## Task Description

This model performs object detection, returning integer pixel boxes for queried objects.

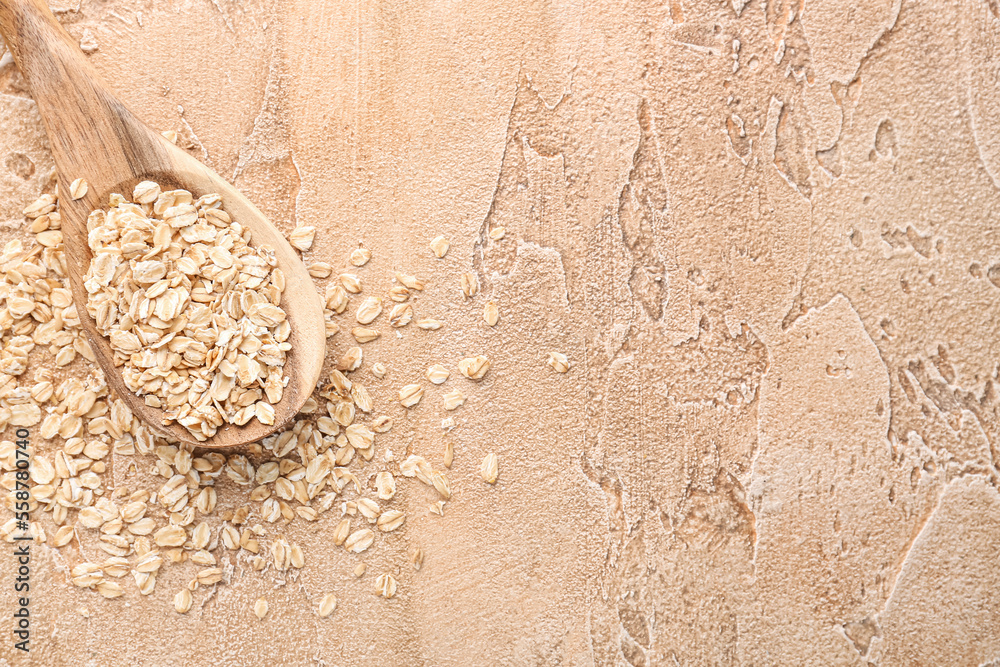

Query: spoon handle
[0,0,168,187]
[0,0,65,66]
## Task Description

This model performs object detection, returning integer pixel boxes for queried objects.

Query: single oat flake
[339,346,363,372]
[340,273,363,293]
[442,388,464,411]
[375,573,397,599]
[345,528,375,553]
[481,452,499,484]
[352,327,380,343]
[416,318,442,330]
[350,247,372,266]
[460,272,479,299]
[376,472,396,500]
[426,364,449,384]
[389,285,409,302]
[429,236,450,258]
[483,301,499,326]
[547,351,570,373]
[356,296,383,324]
[395,272,425,291]
[376,509,405,532]
[458,355,490,380]
[388,303,413,327]
[308,262,333,278]
[398,384,424,408]
[173,589,193,614]
[318,593,337,618]
[289,225,316,252]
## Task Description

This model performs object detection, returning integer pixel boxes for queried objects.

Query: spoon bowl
[0,0,326,447]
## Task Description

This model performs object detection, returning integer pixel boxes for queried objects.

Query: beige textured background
[2,0,1000,664]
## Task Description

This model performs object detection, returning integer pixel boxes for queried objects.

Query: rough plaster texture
[1,0,999,665]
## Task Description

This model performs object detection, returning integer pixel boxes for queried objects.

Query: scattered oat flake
[481,452,499,484]
[353,384,374,413]
[350,247,371,266]
[416,318,442,330]
[483,301,499,326]
[332,519,351,546]
[79,28,99,53]
[460,272,479,299]
[489,226,506,240]
[442,389,464,411]
[389,303,412,327]
[197,567,223,586]
[345,528,375,553]
[352,327,380,343]
[458,355,490,380]
[254,598,269,619]
[371,415,393,432]
[96,581,124,598]
[398,384,424,408]
[289,225,316,251]
[356,296,382,324]
[430,236,449,258]
[23,193,55,217]
[377,509,405,532]
[426,364,449,384]
[389,285,409,302]
[547,351,570,373]
[375,573,397,599]
[174,589,193,614]
[338,346,363,372]
[432,471,451,499]
[395,272,425,290]
[346,424,374,449]
[319,594,337,618]
[376,472,396,500]
[340,273,362,293]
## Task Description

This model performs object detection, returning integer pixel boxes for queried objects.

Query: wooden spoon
[0,0,326,447]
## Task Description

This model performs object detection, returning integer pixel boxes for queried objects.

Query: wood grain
[0,0,326,447]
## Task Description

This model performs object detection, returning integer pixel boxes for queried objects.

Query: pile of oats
[0,183,534,618]
[82,181,289,440]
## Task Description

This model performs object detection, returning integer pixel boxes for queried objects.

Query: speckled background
[1,0,1000,665]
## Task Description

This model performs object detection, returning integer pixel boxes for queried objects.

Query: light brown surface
[1,0,1000,665]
